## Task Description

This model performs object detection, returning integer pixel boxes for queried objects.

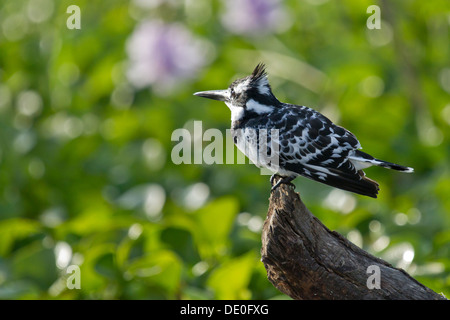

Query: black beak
[194,90,229,102]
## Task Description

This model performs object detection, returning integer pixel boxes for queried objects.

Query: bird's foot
[270,175,296,192]
[270,174,278,185]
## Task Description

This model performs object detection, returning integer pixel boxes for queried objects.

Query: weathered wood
[261,176,446,300]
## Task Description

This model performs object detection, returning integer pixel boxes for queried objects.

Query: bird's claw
[270,175,295,192]
[270,174,277,185]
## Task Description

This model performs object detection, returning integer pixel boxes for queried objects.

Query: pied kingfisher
[194,63,413,198]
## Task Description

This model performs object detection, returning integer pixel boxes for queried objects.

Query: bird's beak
[194,90,229,102]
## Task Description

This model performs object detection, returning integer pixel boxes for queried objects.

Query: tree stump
[261,176,446,300]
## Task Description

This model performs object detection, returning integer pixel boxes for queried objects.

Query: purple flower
[221,0,290,36]
[126,20,212,93]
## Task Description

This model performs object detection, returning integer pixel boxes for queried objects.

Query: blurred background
[0,0,449,299]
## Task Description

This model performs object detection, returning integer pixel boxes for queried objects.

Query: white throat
[225,102,245,122]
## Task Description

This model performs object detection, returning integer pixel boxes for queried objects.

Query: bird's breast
[231,126,280,171]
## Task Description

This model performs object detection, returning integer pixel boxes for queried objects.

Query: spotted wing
[276,105,379,197]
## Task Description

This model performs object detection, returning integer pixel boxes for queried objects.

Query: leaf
[72,242,118,294]
[11,242,57,290]
[0,218,42,257]
[207,251,257,299]
[160,227,200,264]
[126,249,182,297]
[192,196,239,259]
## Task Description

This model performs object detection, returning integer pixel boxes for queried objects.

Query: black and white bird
[194,63,413,198]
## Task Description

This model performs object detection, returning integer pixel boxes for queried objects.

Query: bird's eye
[230,88,235,98]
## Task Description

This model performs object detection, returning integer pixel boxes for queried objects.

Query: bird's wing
[277,106,359,168]
[277,106,379,197]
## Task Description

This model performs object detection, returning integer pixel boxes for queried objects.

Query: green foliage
[0,0,449,299]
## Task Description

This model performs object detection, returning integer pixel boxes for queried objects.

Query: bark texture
[261,176,446,300]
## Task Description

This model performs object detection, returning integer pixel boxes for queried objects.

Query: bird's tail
[349,150,414,173]
[317,167,380,198]
[291,163,380,198]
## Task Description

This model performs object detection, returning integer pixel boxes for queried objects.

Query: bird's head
[194,63,280,122]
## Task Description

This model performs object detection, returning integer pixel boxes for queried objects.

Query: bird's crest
[250,63,271,95]
[251,63,268,82]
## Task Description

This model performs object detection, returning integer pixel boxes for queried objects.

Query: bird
[194,63,413,198]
